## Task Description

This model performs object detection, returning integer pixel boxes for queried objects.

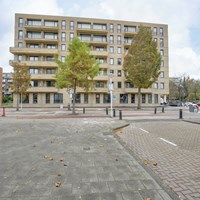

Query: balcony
[27,87,58,93]
[10,47,58,55]
[77,24,108,34]
[91,50,108,57]
[31,74,56,80]
[94,75,108,81]
[124,26,137,36]
[25,35,58,43]
[9,60,58,67]
[24,22,59,31]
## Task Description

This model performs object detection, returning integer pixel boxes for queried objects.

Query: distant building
[0,67,2,105]
[2,73,12,97]
[10,13,169,107]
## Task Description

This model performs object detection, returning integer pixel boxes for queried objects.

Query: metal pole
[154,107,157,114]
[2,107,5,117]
[110,90,113,117]
[106,107,108,115]
[119,110,122,120]
[162,106,164,113]
[21,92,22,110]
[83,107,85,114]
[179,109,183,119]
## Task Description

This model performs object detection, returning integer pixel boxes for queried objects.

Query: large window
[46,93,50,104]
[96,94,100,104]
[109,46,114,53]
[131,94,135,104]
[117,36,121,44]
[30,80,38,87]
[153,27,157,36]
[148,94,152,104]
[33,93,38,104]
[160,38,164,48]
[61,32,66,41]
[160,28,164,36]
[46,81,55,87]
[75,94,81,103]
[96,81,104,88]
[22,94,29,104]
[117,58,122,65]
[118,82,122,88]
[61,20,66,29]
[29,68,38,74]
[154,94,158,104]
[160,82,165,89]
[117,47,122,54]
[70,21,74,30]
[84,94,88,104]
[103,94,110,103]
[44,21,58,27]
[54,93,63,104]
[142,94,146,104]
[110,24,114,33]
[18,30,23,40]
[110,58,114,65]
[120,94,128,103]
[18,18,23,27]
[160,71,164,78]
[30,56,39,61]
[117,70,121,77]
[61,44,66,51]
[117,24,121,33]
[154,82,158,89]
[109,35,114,44]
[70,32,74,41]
[160,49,164,56]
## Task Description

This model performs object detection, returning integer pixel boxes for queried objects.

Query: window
[33,93,38,104]
[18,42,23,48]
[44,21,58,27]
[142,94,146,104]
[161,60,164,67]
[70,32,74,41]
[160,82,164,89]
[46,81,55,87]
[96,94,100,104]
[18,18,23,27]
[61,20,66,29]
[117,58,122,65]
[61,44,66,51]
[96,46,105,51]
[126,82,133,88]
[110,35,114,44]
[29,68,38,74]
[75,94,81,103]
[61,56,65,62]
[117,24,121,33]
[84,94,88,104]
[160,38,164,48]
[97,58,106,64]
[18,30,23,40]
[18,55,23,61]
[109,46,114,53]
[117,35,121,44]
[154,82,158,89]
[118,82,122,88]
[160,71,164,78]
[153,27,157,36]
[160,49,164,56]
[110,69,114,75]
[46,56,54,61]
[46,93,50,104]
[124,26,136,32]
[54,93,63,104]
[44,33,58,39]
[110,24,114,33]
[30,44,39,48]
[117,70,121,77]
[154,38,157,43]
[154,94,158,104]
[160,28,164,36]
[131,94,135,104]
[120,94,128,103]
[27,19,41,26]
[22,93,29,104]
[61,32,66,41]
[148,94,152,104]
[46,68,56,74]
[117,47,122,54]
[96,81,104,88]
[47,44,56,49]
[110,58,114,65]
[70,21,74,30]
[103,94,110,103]
[30,80,38,87]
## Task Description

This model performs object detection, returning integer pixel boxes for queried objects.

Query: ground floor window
[131,94,135,104]
[148,94,152,104]
[75,93,81,103]
[103,94,110,103]
[84,94,88,104]
[154,94,158,104]
[20,93,29,104]
[46,93,50,104]
[54,93,63,104]
[120,94,128,103]
[142,94,146,104]
[33,93,38,104]
[96,94,100,104]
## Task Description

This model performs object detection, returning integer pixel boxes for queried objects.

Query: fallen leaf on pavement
[143,160,148,165]
[55,182,61,187]
[152,162,158,166]
[146,198,152,200]
[60,157,64,162]
[44,155,53,160]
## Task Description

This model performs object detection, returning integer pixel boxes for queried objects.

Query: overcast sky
[0,0,200,79]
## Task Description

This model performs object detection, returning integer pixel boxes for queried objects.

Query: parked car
[169,102,183,107]
[195,102,200,107]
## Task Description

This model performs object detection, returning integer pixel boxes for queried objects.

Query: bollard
[154,107,157,114]
[119,110,122,120]
[179,109,183,119]
[83,107,85,114]
[2,107,6,117]
[113,109,116,117]
[106,107,108,115]
[162,106,165,113]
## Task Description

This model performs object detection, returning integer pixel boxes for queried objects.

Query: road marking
[159,138,177,146]
[139,128,149,133]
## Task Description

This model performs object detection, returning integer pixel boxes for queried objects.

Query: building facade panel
[10,13,169,107]
[0,67,2,106]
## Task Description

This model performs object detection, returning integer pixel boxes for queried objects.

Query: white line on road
[139,128,149,133]
[159,138,177,146]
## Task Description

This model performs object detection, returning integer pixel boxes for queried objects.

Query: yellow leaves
[146,197,152,200]
[143,160,148,165]
[60,157,64,162]
[152,162,158,166]
[143,160,158,167]
[55,182,61,187]
[44,155,53,161]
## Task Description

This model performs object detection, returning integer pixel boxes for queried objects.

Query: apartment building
[10,13,169,108]
[0,67,2,106]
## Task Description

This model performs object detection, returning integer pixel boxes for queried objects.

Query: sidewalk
[0,117,177,199]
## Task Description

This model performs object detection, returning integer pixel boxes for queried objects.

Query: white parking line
[159,138,177,146]
[139,128,149,133]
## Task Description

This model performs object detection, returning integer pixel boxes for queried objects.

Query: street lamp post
[108,73,114,117]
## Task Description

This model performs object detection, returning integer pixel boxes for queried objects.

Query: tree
[123,25,161,109]
[55,37,99,114]
[11,63,30,111]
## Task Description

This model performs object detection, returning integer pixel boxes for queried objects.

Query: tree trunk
[137,88,141,109]
[72,79,76,114]
[16,93,19,111]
